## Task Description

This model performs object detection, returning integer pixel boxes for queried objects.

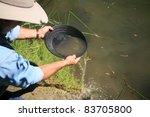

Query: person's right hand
[37,26,53,38]
[63,55,80,66]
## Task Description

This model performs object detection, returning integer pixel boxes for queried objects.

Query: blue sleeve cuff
[31,66,43,84]
[5,25,20,41]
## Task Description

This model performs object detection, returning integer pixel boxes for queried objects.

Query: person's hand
[37,26,53,38]
[63,55,81,66]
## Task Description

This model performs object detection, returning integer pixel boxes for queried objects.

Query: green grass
[11,39,82,92]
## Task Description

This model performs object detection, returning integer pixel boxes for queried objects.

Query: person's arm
[39,55,80,80]
[0,47,80,88]
[5,25,53,41]
[17,26,53,39]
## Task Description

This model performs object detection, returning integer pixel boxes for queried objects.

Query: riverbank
[6,85,80,100]
[5,80,143,100]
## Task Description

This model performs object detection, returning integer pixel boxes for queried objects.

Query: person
[0,0,80,99]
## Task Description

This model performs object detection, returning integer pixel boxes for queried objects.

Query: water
[39,0,150,99]
[54,35,86,57]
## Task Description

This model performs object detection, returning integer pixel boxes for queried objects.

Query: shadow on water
[39,0,150,99]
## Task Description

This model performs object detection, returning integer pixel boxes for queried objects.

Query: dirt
[5,79,82,100]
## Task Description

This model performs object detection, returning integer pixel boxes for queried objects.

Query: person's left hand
[37,26,53,38]
[63,55,81,66]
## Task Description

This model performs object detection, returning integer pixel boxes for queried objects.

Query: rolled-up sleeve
[0,47,43,88]
[5,25,20,41]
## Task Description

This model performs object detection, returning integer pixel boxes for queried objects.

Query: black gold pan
[44,24,87,58]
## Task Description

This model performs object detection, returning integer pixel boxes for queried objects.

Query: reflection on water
[40,0,150,99]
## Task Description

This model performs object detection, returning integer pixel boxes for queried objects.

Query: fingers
[45,26,53,31]
[48,26,54,31]
[75,57,81,63]
[64,54,81,66]
[37,26,53,38]
[72,55,81,64]
[72,54,76,59]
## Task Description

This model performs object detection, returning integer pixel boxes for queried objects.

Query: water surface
[40,0,150,99]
